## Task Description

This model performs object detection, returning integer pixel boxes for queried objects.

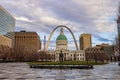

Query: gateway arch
[46,25,79,51]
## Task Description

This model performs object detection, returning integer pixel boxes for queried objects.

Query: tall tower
[116,3,120,59]
[79,33,92,50]
[117,3,120,35]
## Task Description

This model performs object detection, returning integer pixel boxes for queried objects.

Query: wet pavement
[0,62,120,80]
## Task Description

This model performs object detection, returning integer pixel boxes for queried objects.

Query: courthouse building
[48,27,85,61]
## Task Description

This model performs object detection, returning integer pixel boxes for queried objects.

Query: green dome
[56,34,67,40]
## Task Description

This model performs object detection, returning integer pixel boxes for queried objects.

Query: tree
[0,45,12,61]
[38,50,52,61]
[113,37,120,61]
[114,37,120,55]
[23,52,39,61]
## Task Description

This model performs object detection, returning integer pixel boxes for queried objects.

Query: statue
[59,51,64,64]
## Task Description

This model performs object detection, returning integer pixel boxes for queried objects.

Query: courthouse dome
[56,34,67,40]
[56,27,68,50]
[56,28,67,41]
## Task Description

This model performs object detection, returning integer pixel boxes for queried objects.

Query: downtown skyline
[0,0,119,50]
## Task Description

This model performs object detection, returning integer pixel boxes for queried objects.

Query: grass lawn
[27,61,108,65]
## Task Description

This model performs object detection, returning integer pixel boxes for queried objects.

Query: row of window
[0,9,15,40]
[52,53,84,57]
[15,36,37,39]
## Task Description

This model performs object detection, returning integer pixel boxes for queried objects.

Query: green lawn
[27,61,108,65]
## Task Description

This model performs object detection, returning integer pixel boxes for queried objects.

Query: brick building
[85,44,114,62]
[14,31,41,59]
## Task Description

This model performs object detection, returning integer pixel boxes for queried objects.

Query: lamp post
[59,51,63,64]
[74,51,76,61]
[54,52,55,62]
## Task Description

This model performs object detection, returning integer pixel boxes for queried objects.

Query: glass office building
[0,5,15,47]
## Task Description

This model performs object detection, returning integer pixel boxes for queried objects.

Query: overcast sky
[0,0,120,50]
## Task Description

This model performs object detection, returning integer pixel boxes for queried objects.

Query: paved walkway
[0,62,120,80]
[55,70,65,80]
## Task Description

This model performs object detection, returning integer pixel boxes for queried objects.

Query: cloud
[0,0,118,33]
[0,0,120,50]
[92,33,113,46]
[15,16,34,22]
[95,36,111,42]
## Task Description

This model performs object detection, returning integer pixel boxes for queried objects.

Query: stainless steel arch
[46,25,79,51]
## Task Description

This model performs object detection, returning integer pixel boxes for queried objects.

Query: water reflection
[0,62,119,80]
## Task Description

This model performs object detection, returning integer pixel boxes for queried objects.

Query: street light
[54,52,55,62]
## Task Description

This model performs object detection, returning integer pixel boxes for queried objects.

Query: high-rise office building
[79,33,92,50]
[0,5,15,47]
[14,31,41,55]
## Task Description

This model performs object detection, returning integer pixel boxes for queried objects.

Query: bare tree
[113,37,120,61]
[0,45,12,61]
[38,50,52,61]
[114,37,120,56]
[23,52,39,61]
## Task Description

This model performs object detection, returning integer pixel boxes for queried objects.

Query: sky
[0,0,120,50]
